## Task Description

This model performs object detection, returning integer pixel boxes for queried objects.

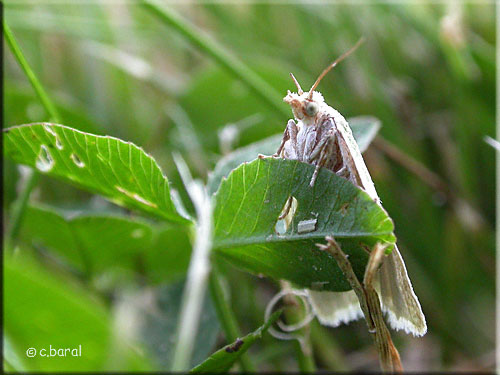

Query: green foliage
[4,123,191,224]
[4,254,150,372]
[5,84,101,134]
[190,310,281,373]
[4,1,495,372]
[4,119,384,371]
[348,116,381,152]
[19,204,192,284]
[213,158,395,291]
[137,280,220,369]
[180,66,290,152]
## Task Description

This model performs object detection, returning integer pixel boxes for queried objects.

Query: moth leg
[306,135,329,163]
[307,127,338,165]
[337,164,358,185]
[307,118,336,163]
[309,131,339,186]
[310,137,337,187]
[336,164,350,178]
[335,164,356,186]
[310,167,320,187]
[310,151,327,187]
[274,120,298,158]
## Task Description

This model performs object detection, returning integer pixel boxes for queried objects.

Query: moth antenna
[289,73,303,95]
[308,37,365,100]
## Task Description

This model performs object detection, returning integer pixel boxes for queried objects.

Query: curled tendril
[264,289,314,342]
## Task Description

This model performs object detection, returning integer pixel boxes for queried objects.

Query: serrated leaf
[213,158,395,292]
[208,116,381,194]
[190,310,281,373]
[4,123,191,224]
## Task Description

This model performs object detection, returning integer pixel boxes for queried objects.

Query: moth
[275,39,427,336]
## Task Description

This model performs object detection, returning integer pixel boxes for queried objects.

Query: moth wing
[307,250,427,336]
[306,289,363,327]
[315,109,427,336]
[329,111,378,200]
[377,245,427,336]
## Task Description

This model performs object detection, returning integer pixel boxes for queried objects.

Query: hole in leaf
[43,125,64,150]
[43,124,56,136]
[297,218,317,234]
[275,196,297,235]
[35,145,54,172]
[71,153,85,168]
[55,138,63,150]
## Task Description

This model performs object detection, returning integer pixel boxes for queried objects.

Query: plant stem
[373,135,486,232]
[310,320,349,371]
[317,237,403,372]
[373,136,449,196]
[294,339,316,373]
[171,191,212,371]
[5,170,39,249]
[171,154,214,371]
[140,0,288,118]
[4,23,61,122]
[4,21,62,246]
[208,268,256,372]
[278,283,316,372]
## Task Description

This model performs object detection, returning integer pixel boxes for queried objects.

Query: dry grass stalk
[317,237,403,372]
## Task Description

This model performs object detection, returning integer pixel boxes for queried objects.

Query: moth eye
[305,102,318,117]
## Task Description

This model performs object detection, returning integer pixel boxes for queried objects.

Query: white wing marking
[307,290,363,327]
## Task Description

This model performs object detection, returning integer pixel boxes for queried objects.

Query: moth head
[283,84,325,123]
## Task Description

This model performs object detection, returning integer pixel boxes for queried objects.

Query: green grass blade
[3,21,62,247]
[4,22,61,123]
[140,0,288,118]
[190,310,281,373]
[208,269,255,372]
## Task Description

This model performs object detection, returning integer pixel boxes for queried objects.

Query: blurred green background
[4,1,495,372]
